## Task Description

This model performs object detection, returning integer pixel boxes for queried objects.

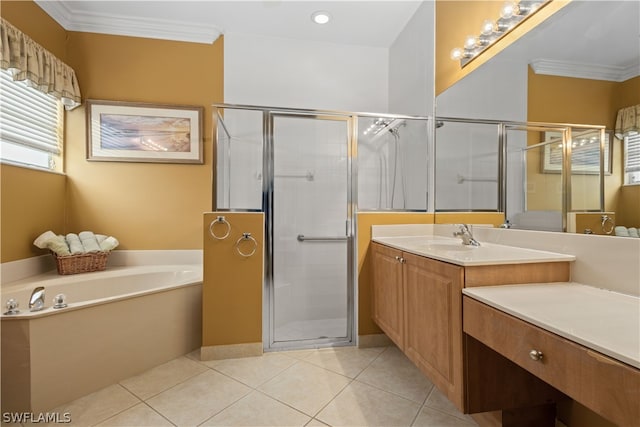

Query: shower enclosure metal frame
[212,103,431,351]
[435,117,606,230]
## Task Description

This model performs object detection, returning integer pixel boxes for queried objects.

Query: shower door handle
[297,235,348,242]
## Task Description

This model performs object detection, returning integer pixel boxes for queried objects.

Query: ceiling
[509,0,640,82]
[34,0,424,47]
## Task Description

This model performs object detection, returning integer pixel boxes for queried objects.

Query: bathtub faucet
[453,224,481,247]
[29,286,45,312]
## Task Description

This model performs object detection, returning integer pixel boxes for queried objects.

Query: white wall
[388,1,435,117]
[435,57,528,212]
[385,1,435,211]
[435,57,527,121]
[224,32,389,112]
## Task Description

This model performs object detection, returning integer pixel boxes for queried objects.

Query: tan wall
[0,1,69,263]
[435,0,569,95]
[0,0,67,59]
[1,1,223,261]
[527,69,637,225]
[0,166,67,262]
[614,76,640,227]
[64,33,223,250]
[202,212,263,349]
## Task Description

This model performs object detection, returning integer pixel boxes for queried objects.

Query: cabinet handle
[394,256,406,264]
[529,349,544,361]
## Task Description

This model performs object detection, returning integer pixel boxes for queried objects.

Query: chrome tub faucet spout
[453,224,481,247]
[29,286,45,312]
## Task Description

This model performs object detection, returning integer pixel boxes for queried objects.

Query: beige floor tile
[316,381,421,427]
[95,403,173,426]
[303,347,384,378]
[305,419,330,427]
[355,346,434,403]
[423,387,476,423]
[277,349,318,360]
[201,391,310,426]
[146,369,251,426]
[40,384,140,427]
[257,361,351,416]
[203,353,297,387]
[412,406,478,427]
[120,356,208,400]
[186,348,202,362]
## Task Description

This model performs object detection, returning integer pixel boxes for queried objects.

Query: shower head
[364,119,406,146]
[373,119,405,136]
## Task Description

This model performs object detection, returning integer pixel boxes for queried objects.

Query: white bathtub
[1,263,203,413]
[1,264,202,318]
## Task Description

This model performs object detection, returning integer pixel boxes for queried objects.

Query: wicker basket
[52,251,110,275]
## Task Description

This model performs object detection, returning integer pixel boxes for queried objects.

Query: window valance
[615,104,640,139]
[0,17,81,110]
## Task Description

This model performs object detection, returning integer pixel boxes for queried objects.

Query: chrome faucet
[29,286,45,312]
[453,224,481,247]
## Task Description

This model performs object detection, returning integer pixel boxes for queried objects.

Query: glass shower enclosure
[214,104,430,350]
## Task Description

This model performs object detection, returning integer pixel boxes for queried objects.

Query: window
[624,132,640,185]
[0,69,63,171]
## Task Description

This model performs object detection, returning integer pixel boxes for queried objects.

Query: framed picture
[542,129,612,174]
[86,100,204,164]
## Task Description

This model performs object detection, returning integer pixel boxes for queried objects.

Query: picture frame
[86,100,204,164]
[542,129,612,175]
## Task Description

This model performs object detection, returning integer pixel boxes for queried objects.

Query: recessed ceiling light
[311,11,331,25]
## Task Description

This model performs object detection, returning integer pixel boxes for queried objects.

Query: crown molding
[35,1,222,44]
[531,58,640,83]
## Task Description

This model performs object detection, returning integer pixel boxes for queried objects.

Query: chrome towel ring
[235,233,258,257]
[209,216,231,240]
[601,215,614,235]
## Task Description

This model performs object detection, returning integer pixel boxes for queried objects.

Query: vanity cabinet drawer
[463,296,640,427]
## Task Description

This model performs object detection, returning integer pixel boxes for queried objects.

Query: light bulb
[481,20,495,36]
[464,35,477,50]
[311,11,331,25]
[450,47,463,61]
[500,1,518,19]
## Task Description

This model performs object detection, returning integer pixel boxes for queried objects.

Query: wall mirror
[435,0,640,234]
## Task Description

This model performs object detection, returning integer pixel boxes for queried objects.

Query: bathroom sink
[372,235,576,266]
[425,243,476,252]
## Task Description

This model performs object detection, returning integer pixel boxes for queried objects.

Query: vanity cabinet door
[371,243,405,349]
[403,252,465,411]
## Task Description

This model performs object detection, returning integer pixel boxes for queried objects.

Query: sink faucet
[453,224,481,247]
[29,286,45,312]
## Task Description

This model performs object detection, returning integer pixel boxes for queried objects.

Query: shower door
[266,113,354,349]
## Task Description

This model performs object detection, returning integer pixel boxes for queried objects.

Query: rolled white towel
[79,231,101,253]
[99,236,119,252]
[95,234,108,244]
[628,227,639,238]
[66,233,84,255]
[46,236,71,256]
[33,230,57,249]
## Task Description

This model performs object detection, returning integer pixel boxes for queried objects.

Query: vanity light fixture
[450,0,547,67]
[311,11,331,25]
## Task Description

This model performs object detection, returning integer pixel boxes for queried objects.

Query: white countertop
[372,235,575,266]
[463,283,640,369]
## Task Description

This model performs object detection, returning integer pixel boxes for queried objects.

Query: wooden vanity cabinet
[464,296,640,427]
[371,242,572,415]
[403,252,464,409]
[371,243,465,409]
[371,243,405,349]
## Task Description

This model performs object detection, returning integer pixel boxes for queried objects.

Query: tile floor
[19,345,478,427]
